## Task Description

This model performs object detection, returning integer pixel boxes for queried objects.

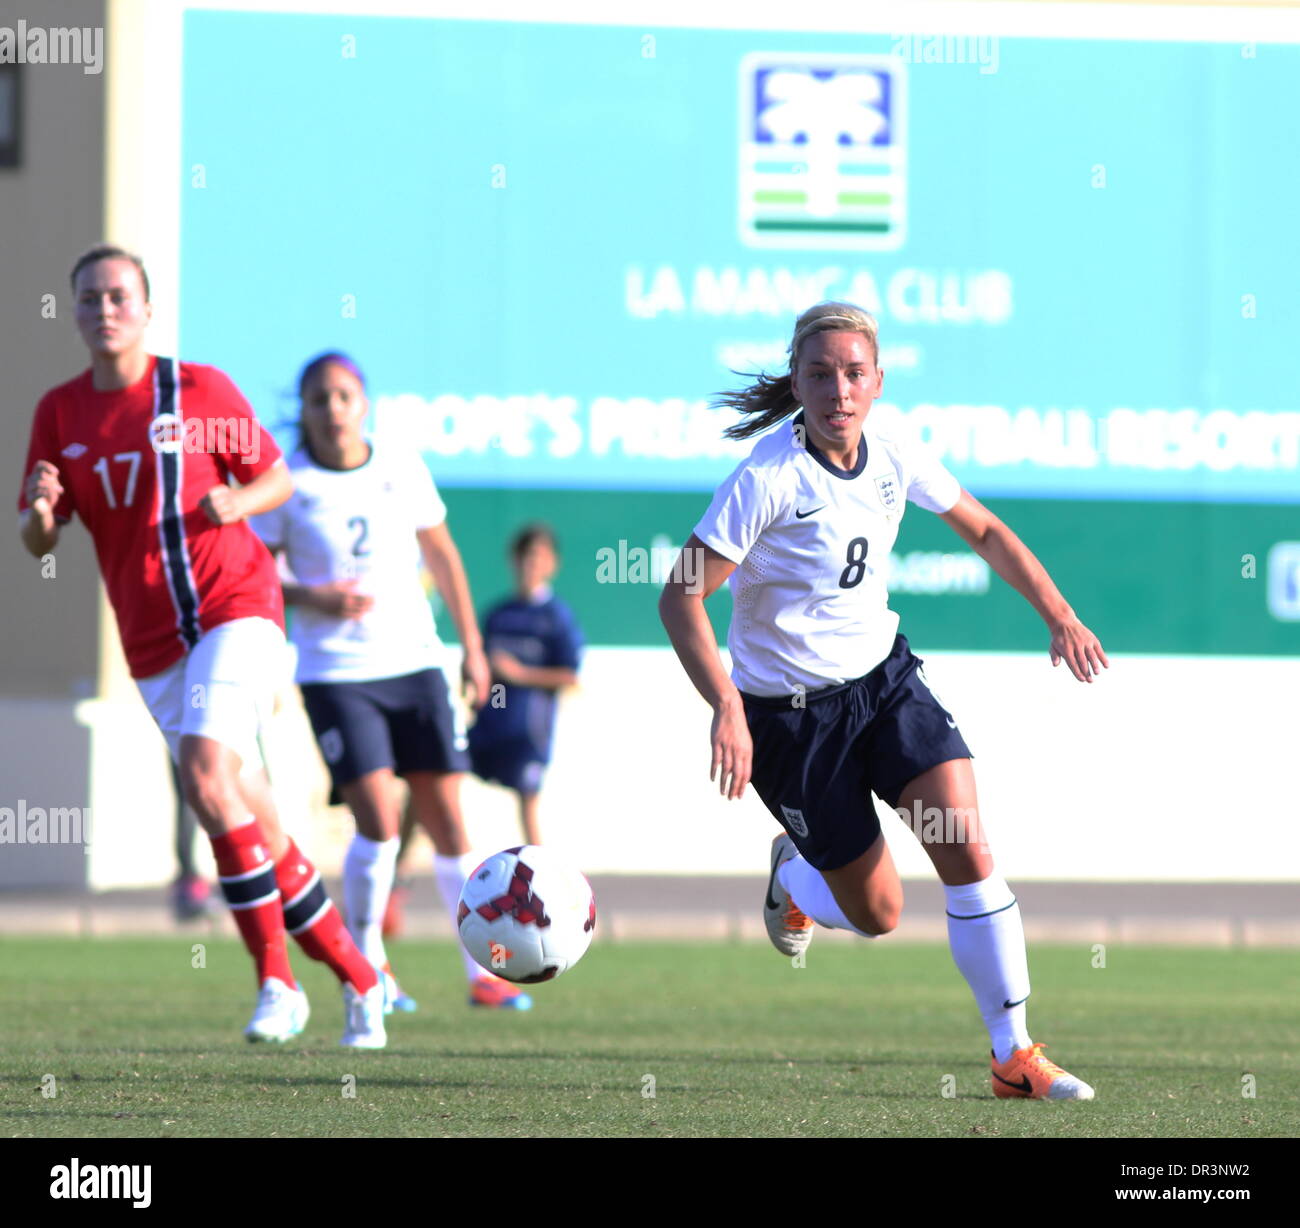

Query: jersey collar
[792,412,868,480]
[302,438,374,473]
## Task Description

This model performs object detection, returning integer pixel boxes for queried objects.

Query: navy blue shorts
[742,635,972,872]
[300,668,470,794]
[469,738,548,795]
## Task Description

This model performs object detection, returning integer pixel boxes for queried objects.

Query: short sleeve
[692,460,781,565]
[196,366,283,484]
[406,453,447,530]
[548,601,584,671]
[903,438,962,514]
[18,393,76,522]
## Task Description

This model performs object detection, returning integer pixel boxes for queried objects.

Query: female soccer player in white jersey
[18,246,386,1048]
[659,301,1107,1100]
[254,353,532,1011]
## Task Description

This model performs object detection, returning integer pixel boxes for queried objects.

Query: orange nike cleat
[764,834,815,957]
[469,975,533,1011]
[991,1043,1095,1100]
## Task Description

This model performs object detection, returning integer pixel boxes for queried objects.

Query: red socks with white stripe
[274,837,378,993]
[211,821,296,987]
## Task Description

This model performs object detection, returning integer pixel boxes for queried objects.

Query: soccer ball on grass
[457,845,596,984]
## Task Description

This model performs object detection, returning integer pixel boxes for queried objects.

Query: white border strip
[174,0,1300,41]
[104,0,182,358]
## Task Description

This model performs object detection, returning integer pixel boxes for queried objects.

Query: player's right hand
[710,698,752,800]
[313,580,375,619]
[25,461,62,518]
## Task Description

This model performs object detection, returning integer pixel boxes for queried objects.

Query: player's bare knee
[179,761,241,827]
[934,845,993,886]
[842,896,901,935]
[864,904,902,935]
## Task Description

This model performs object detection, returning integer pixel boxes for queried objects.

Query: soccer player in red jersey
[18,246,386,1047]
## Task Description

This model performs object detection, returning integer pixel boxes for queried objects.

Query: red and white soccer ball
[457,845,596,984]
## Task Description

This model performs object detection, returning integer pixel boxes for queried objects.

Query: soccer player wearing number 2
[660,301,1107,1100]
[254,353,531,1012]
[18,247,385,1048]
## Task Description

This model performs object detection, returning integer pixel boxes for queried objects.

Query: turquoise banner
[177,12,1300,655]
[181,13,1300,504]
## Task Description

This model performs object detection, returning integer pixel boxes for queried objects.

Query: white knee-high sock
[342,833,399,970]
[434,851,489,981]
[779,855,878,938]
[944,874,1033,1063]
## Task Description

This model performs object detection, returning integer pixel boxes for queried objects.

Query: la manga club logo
[739,53,907,251]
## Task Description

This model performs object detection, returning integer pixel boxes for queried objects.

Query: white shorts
[135,617,288,770]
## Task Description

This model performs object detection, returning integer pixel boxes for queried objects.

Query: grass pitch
[2,936,1295,1139]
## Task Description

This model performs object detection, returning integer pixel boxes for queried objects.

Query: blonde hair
[717,301,879,441]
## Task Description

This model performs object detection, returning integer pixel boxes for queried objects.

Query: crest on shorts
[319,727,344,764]
[875,474,900,511]
[780,804,809,838]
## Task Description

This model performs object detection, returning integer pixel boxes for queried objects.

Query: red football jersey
[19,356,287,679]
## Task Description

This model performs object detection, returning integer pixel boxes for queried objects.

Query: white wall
[534,647,1300,881]
[61,645,1299,887]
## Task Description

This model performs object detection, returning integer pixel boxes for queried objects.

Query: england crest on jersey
[875,474,900,512]
[739,53,907,250]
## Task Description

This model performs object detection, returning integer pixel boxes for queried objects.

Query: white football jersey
[253,442,447,683]
[693,412,961,697]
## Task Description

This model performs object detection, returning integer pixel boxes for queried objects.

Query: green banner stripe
[754,219,892,233]
[753,189,807,204]
[438,488,1299,655]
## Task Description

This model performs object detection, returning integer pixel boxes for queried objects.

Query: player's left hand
[1049,616,1109,683]
[199,484,245,525]
[462,645,493,710]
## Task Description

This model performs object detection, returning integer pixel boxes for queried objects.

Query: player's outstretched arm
[939,489,1108,682]
[658,534,752,799]
[20,461,63,557]
[418,523,491,708]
